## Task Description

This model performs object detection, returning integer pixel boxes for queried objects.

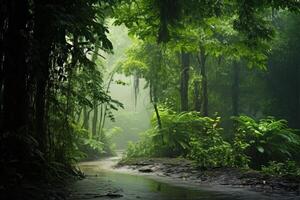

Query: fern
[232,116,300,168]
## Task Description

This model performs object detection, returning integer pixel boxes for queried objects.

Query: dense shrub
[126,110,300,170]
[126,107,193,157]
[70,123,119,161]
[188,116,235,168]
[232,116,300,168]
[126,130,156,158]
[126,107,236,168]
[262,161,300,177]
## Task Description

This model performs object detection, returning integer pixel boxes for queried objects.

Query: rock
[105,193,123,198]
[201,177,208,181]
[139,167,153,173]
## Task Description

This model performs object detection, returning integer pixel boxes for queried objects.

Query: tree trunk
[90,45,99,137]
[98,67,118,138]
[199,48,208,116]
[180,51,190,112]
[298,64,300,129]
[153,102,162,129]
[98,104,104,139]
[83,106,90,131]
[232,62,240,116]
[1,0,29,133]
[92,101,98,137]
[0,1,6,119]
[151,82,162,130]
[194,54,201,112]
[33,2,53,154]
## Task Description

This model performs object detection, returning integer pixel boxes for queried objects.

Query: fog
[103,22,151,149]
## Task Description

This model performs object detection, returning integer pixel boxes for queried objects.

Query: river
[67,155,299,200]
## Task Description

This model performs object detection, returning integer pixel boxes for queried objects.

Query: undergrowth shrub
[261,161,300,177]
[126,130,156,157]
[126,109,300,170]
[232,116,300,169]
[126,107,193,157]
[188,116,235,168]
[126,106,236,168]
[71,123,119,161]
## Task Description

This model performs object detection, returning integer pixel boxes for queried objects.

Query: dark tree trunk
[98,104,104,139]
[92,101,98,137]
[199,49,208,116]
[194,55,201,112]
[153,102,162,129]
[33,2,53,153]
[232,62,240,116]
[83,106,90,131]
[35,78,48,152]
[180,51,190,112]
[298,64,300,129]
[90,45,99,137]
[0,1,6,114]
[151,82,162,130]
[194,81,201,112]
[1,0,29,133]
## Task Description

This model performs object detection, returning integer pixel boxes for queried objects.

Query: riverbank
[67,156,296,200]
[117,157,300,197]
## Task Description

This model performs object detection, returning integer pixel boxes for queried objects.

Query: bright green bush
[125,107,237,168]
[188,116,235,168]
[232,116,300,168]
[126,112,300,171]
[125,108,194,157]
[149,108,199,157]
[126,107,193,157]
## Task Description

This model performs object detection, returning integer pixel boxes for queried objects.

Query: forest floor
[117,157,300,197]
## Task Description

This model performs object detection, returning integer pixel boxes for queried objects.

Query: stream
[67,155,299,200]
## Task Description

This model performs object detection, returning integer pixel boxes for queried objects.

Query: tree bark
[151,82,162,129]
[298,63,300,129]
[193,81,201,112]
[180,51,190,112]
[232,62,240,116]
[194,54,201,112]
[199,48,208,116]
[153,102,162,129]
[1,0,29,133]
[98,104,104,139]
[90,45,99,137]
[33,2,53,153]
[92,101,98,137]
[83,106,90,131]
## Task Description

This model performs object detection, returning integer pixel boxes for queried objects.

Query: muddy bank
[117,157,300,197]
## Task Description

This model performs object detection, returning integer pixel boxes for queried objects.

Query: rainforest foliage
[1,0,300,198]
[114,1,300,175]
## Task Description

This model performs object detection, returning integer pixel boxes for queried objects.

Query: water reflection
[67,158,298,200]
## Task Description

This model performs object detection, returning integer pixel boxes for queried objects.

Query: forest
[1,0,300,200]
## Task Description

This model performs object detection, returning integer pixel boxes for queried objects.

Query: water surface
[67,157,299,200]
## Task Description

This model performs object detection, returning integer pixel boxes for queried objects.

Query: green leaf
[257,146,265,153]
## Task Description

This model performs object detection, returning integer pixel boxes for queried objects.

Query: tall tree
[180,51,190,112]
[33,1,55,153]
[198,47,208,116]
[232,62,241,116]
[1,0,30,133]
